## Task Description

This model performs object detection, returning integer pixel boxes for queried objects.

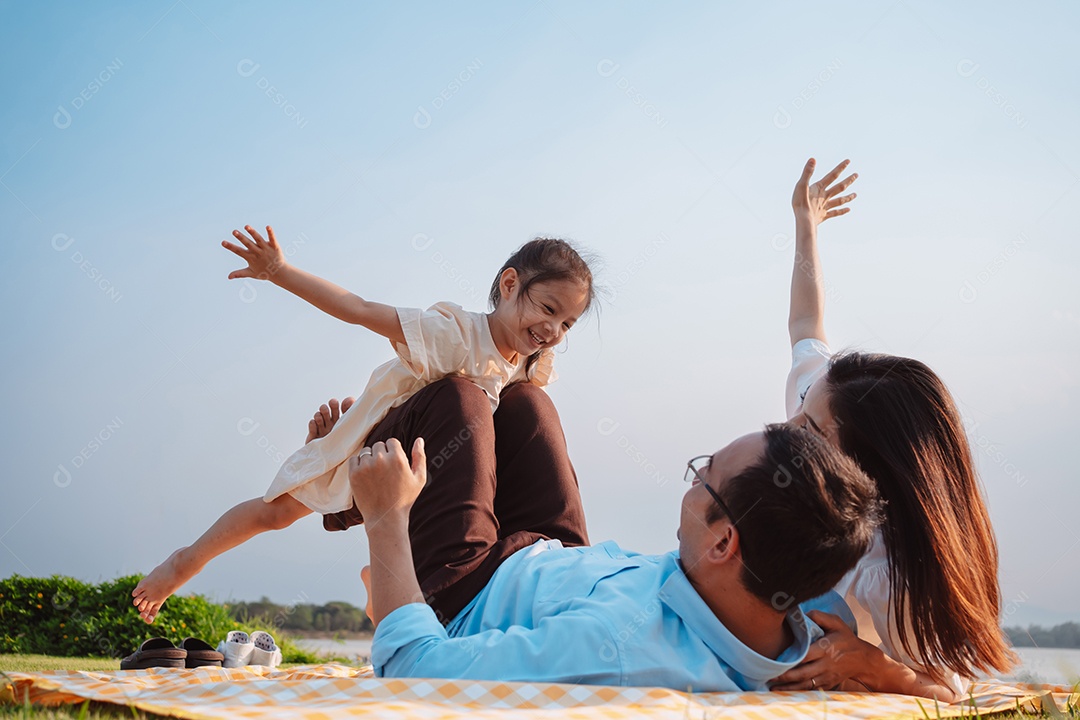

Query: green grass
[0,657,118,674]
[0,656,164,718]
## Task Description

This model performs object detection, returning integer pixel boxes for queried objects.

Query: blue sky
[2,1,1077,627]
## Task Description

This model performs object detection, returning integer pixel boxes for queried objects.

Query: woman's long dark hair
[488,237,596,377]
[825,352,1014,681]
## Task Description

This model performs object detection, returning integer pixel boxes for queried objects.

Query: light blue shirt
[372,539,839,690]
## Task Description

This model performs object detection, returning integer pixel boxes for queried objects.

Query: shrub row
[0,574,320,662]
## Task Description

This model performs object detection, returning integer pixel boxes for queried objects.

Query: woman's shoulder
[833,530,889,603]
[785,337,833,419]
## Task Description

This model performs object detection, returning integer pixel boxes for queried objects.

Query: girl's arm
[771,612,960,702]
[788,159,858,347]
[223,225,405,346]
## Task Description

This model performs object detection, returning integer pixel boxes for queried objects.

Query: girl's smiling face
[488,268,590,362]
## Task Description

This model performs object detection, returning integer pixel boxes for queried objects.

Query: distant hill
[1005,622,1080,649]
[228,597,373,634]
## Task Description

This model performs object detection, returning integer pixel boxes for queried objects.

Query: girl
[132,226,596,624]
[770,160,1013,699]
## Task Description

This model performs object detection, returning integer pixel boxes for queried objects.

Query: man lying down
[335,377,881,691]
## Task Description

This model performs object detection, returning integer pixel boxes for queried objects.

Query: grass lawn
[0,655,164,719]
[2,654,1075,719]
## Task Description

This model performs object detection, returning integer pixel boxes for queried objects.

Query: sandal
[180,637,224,668]
[120,637,187,670]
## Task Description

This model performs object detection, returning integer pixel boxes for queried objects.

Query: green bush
[0,575,320,663]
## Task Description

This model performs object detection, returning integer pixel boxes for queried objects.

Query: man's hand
[348,438,427,525]
[792,158,858,227]
[222,224,288,281]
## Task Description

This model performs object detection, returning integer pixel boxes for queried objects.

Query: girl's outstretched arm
[788,159,858,347]
[223,225,405,346]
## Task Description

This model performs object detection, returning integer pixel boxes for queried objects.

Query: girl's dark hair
[488,237,596,376]
[824,352,1015,681]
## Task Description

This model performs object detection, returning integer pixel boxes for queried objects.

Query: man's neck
[694,574,794,659]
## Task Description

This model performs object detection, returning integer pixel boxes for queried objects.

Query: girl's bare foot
[131,395,355,624]
[131,547,197,623]
[306,397,356,443]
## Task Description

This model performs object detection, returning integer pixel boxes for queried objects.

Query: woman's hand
[770,611,873,691]
[792,158,858,227]
[222,224,288,281]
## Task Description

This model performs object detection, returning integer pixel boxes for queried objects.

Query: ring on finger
[810,678,816,689]
[358,449,373,458]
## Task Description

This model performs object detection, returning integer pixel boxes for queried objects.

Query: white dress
[786,339,967,697]
[264,302,556,514]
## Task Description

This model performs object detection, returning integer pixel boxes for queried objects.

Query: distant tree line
[228,597,373,634]
[1005,623,1080,649]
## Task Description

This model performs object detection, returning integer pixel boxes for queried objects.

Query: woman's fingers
[825,172,858,198]
[806,610,851,633]
[265,225,278,247]
[771,658,827,689]
[228,268,255,279]
[799,158,817,185]
[329,398,341,424]
[819,159,851,186]
[825,193,856,211]
[824,207,851,220]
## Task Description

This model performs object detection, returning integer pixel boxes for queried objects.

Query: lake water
[297,638,1080,687]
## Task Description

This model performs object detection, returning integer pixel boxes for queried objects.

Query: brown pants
[322,377,590,624]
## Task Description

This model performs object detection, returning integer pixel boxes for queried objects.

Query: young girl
[770,159,1013,699]
[132,226,596,624]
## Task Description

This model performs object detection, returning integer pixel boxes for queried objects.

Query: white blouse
[264,302,556,514]
[786,339,967,696]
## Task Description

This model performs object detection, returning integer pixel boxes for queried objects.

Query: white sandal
[216,630,255,668]
[248,630,282,668]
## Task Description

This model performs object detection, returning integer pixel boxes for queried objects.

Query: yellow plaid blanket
[2,663,1074,719]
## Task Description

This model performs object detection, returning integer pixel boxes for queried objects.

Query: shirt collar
[659,555,814,684]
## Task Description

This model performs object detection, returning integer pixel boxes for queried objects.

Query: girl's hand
[770,611,873,691]
[222,224,288,281]
[792,158,858,227]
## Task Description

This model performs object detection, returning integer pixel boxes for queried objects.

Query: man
[332,376,880,691]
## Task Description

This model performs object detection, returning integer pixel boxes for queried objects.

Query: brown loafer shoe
[120,637,187,670]
[181,637,224,668]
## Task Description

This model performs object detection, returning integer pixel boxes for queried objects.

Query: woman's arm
[771,611,960,702]
[223,225,405,346]
[788,159,858,347]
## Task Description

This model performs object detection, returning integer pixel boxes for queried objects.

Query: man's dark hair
[710,424,883,606]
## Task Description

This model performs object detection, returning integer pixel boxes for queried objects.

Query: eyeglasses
[684,455,739,529]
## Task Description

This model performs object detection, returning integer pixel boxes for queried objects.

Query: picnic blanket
[2,663,1075,719]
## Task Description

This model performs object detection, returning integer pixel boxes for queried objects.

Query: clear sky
[2,1,1077,627]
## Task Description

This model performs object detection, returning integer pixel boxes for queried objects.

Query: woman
[771,159,1014,699]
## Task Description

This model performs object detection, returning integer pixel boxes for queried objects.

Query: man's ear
[499,267,519,302]
[707,523,740,566]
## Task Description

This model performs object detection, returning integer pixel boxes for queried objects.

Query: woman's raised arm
[788,159,858,347]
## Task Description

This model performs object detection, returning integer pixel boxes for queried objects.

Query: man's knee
[424,376,492,419]
[415,377,493,469]
[498,382,557,425]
